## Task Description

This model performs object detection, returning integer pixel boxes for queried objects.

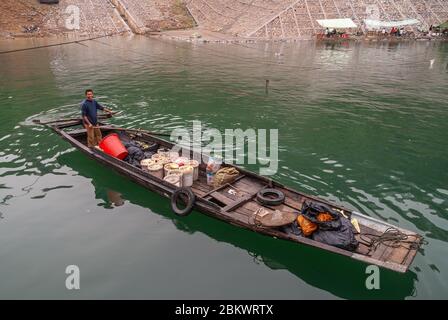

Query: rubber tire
[256,188,285,206]
[171,187,195,216]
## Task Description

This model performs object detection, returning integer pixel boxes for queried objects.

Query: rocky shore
[0,0,194,39]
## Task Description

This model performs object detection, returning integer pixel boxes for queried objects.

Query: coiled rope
[359,227,425,255]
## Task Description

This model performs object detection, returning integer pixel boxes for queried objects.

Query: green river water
[0,36,447,299]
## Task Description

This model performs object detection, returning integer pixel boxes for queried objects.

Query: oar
[32,111,122,125]
[32,118,81,125]
[97,125,172,137]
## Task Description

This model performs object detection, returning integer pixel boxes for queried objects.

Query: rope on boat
[359,227,426,255]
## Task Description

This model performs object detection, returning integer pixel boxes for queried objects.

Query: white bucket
[147,163,163,179]
[140,158,155,171]
[166,168,182,177]
[151,153,166,162]
[174,157,189,167]
[164,163,179,177]
[168,152,180,162]
[157,157,171,166]
[179,165,194,187]
[188,160,199,181]
[164,173,182,187]
[157,148,171,158]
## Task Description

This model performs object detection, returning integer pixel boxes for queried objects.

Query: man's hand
[83,115,93,128]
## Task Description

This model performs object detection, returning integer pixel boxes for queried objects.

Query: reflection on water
[0,36,447,299]
[106,190,125,208]
[57,152,417,300]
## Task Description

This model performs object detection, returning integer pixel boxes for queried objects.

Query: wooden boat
[44,119,423,273]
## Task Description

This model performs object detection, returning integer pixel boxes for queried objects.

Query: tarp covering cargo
[364,19,420,29]
[316,18,357,29]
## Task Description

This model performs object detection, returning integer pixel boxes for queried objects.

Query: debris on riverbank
[1,0,446,43]
[0,0,195,39]
[0,0,56,38]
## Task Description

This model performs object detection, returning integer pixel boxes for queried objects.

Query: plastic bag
[297,214,318,237]
[206,156,222,173]
[301,201,341,231]
[317,212,334,222]
[213,167,239,188]
[312,217,359,251]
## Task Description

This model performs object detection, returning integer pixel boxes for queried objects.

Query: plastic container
[166,168,182,177]
[151,153,165,162]
[157,157,171,166]
[157,147,171,158]
[140,158,155,171]
[147,163,163,179]
[205,156,221,186]
[179,165,194,187]
[164,173,182,187]
[188,160,200,181]
[168,152,180,162]
[206,172,215,186]
[164,163,179,177]
[98,133,128,160]
[206,156,222,173]
[174,156,189,167]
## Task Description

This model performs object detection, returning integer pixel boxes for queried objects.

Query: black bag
[123,140,150,167]
[312,216,359,251]
[301,200,341,231]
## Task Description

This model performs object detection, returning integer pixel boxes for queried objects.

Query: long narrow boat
[45,120,423,273]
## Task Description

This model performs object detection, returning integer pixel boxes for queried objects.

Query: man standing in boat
[81,89,113,148]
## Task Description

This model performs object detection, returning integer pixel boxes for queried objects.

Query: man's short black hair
[85,89,93,95]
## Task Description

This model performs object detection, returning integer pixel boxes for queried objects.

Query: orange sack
[297,214,318,236]
[317,212,334,222]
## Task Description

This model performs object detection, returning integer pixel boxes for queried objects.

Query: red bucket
[99,133,128,160]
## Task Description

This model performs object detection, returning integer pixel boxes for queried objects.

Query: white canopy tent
[364,19,420,29]
[316,18,357,29]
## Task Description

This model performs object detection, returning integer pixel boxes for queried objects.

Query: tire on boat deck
[170,187,195,216]
[256,188,285,206]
